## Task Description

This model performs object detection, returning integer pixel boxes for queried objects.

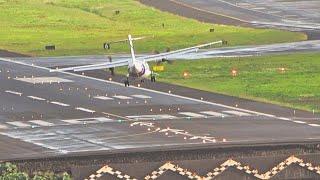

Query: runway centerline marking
[5,90,22,96]
[75,107,95,113]
[50,101,70,107]
[27,96,46,101]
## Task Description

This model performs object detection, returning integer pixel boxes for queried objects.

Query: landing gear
[124,76,130,87]
[109,67,115,76]
[151,75,156,82]
[150,71,156,82]
[124,79,130,87]
[108,56,115,76]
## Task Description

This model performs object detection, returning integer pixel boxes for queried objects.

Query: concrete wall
[11,143,320,179]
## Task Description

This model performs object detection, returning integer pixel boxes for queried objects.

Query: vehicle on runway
[51,35,222,86]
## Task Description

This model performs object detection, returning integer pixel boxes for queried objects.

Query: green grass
[0,0,306,56]
[152,53,320,112]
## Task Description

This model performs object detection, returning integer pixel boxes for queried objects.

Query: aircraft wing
[137,41,223,62]
[50,58,129,72]
[50,40,222,72]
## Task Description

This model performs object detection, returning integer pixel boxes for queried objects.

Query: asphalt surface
[140,0,320,40]
[147,0,320,32]
[0,57,320,161]
[10,40,320,68]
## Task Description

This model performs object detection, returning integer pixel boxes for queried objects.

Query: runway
[11,40,320,68]
[1,57,320,161]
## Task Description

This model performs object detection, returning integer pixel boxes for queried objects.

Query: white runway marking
[268,11,282,14]
[178,112,206,118]
[0,124,8,129]
[294,121,307,124]
[0,57,310,125]
[94,96,113,100]
[223,110,252,116]
[27,96,46,101]
[252,7,265,10]
[126,114,176,120]
[131,95,152,99]
[50,101,70,107]
[5,90,22,96]
[62,119,92,124]
[75,107,95,113]
[200,111,227,117]
[95,117,114,122]
[308,124,320,127]
[15,77,73,84]
[29,120,54,126]
[113,95,133,100]
[6,121,31,128]
[278,117,291,121]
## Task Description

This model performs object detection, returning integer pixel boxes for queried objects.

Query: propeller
[153,48,174,64]
[163,47,174,64]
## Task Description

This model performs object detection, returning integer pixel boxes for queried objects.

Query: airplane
[51,35,223,86]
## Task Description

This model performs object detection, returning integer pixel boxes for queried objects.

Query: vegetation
[0,0,306,56]
[0,162,71,180]
[152,52,320,112]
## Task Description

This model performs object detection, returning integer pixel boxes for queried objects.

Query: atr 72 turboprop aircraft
[52,35,222,86]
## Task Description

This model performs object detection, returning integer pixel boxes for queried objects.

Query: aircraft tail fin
[128,35,136,66]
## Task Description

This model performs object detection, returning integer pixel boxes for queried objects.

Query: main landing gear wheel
[151,76,156,82]
[124,76,130,87]
[124,80,130,87]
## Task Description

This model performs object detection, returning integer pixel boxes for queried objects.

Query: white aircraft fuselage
[128,61,151,78]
